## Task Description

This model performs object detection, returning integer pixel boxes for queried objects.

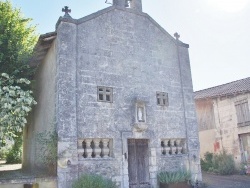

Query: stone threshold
[0,177,56,185]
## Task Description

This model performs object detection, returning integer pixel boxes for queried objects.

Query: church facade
[25,0,201,187]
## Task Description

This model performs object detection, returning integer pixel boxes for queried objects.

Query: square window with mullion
[97,86,113,102]
[156,92,168,106]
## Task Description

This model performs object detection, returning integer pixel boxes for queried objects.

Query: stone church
[24,0,201,187]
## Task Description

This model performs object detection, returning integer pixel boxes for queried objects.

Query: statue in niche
[138,107,144,122]
[134,100,147,132]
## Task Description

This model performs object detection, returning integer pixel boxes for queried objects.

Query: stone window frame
[235,99,250,127]
[156,92,168,106]
[97,86,113,103]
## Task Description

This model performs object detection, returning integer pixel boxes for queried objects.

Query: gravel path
[0,161,54,181]
[1,162,250,188]
[202,171,250,188]
[0,160,21,171]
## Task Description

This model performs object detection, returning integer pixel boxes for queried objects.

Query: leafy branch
[0,73,36,145]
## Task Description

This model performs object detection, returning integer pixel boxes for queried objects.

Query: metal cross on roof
[62,6,71,16]
[174,32,180,40]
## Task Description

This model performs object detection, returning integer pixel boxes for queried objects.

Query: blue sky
[10,0,250,91]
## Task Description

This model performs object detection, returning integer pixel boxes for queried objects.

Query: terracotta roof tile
[29,32,57,67]
[194,77,250,99]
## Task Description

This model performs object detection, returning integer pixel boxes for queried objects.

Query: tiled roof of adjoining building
[194,77,250,100]
[29,32,57,67]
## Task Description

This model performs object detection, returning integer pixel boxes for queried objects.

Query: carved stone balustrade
[161,138,186,156]
[78,138,112,159]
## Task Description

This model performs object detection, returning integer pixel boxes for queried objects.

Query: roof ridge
[194,77,250,99]
[195,76,250,93]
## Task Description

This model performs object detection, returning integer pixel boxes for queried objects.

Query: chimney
[113,0,125,7]
[130,0,142,12]
[113,0,142,12]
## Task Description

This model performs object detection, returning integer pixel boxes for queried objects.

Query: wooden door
[239,134,250,163]
[128,139,150,188]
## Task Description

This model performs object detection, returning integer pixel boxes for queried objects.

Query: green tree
[0,73,36,146]
[0,1,38,152]
[0,0,38,78]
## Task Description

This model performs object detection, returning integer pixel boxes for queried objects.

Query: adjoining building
[195,77,250,165]
[23,1,201,187]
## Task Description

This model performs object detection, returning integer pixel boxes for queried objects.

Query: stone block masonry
[54,6,201,187]
[18,1,203,187]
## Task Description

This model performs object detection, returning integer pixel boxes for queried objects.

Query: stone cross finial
[105,0,112,4]
[62,6,71,16]
[174,32,180,40]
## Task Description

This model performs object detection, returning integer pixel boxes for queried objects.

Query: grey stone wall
[56,6,201,188]
[178,44,201,181]
[23,40,57,170]
[56,22,78,188]
[76,8,185,138]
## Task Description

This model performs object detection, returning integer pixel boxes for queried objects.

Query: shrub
[157,170,191,184]
[5,144,22,164]
[0,146,10,160]
[201,152,214,171]
[72,174,116,188]
[239,162,248,175]
[5,133,22,164]
[201,151,236,175]
[213,152,235,175]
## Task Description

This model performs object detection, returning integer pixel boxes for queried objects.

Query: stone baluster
[175,139,182,154]
[161,141,164,154]
[102,139,110,158]
[85,139,93,158]
[93,139,101,158]
[182,139,186,154]
[78,139,83,149]
[170,139,176,155]
[162,140,166,155]
[163,139,170,155]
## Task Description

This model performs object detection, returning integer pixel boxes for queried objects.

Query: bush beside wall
[72,174,116,188]
[201,151,236,175]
